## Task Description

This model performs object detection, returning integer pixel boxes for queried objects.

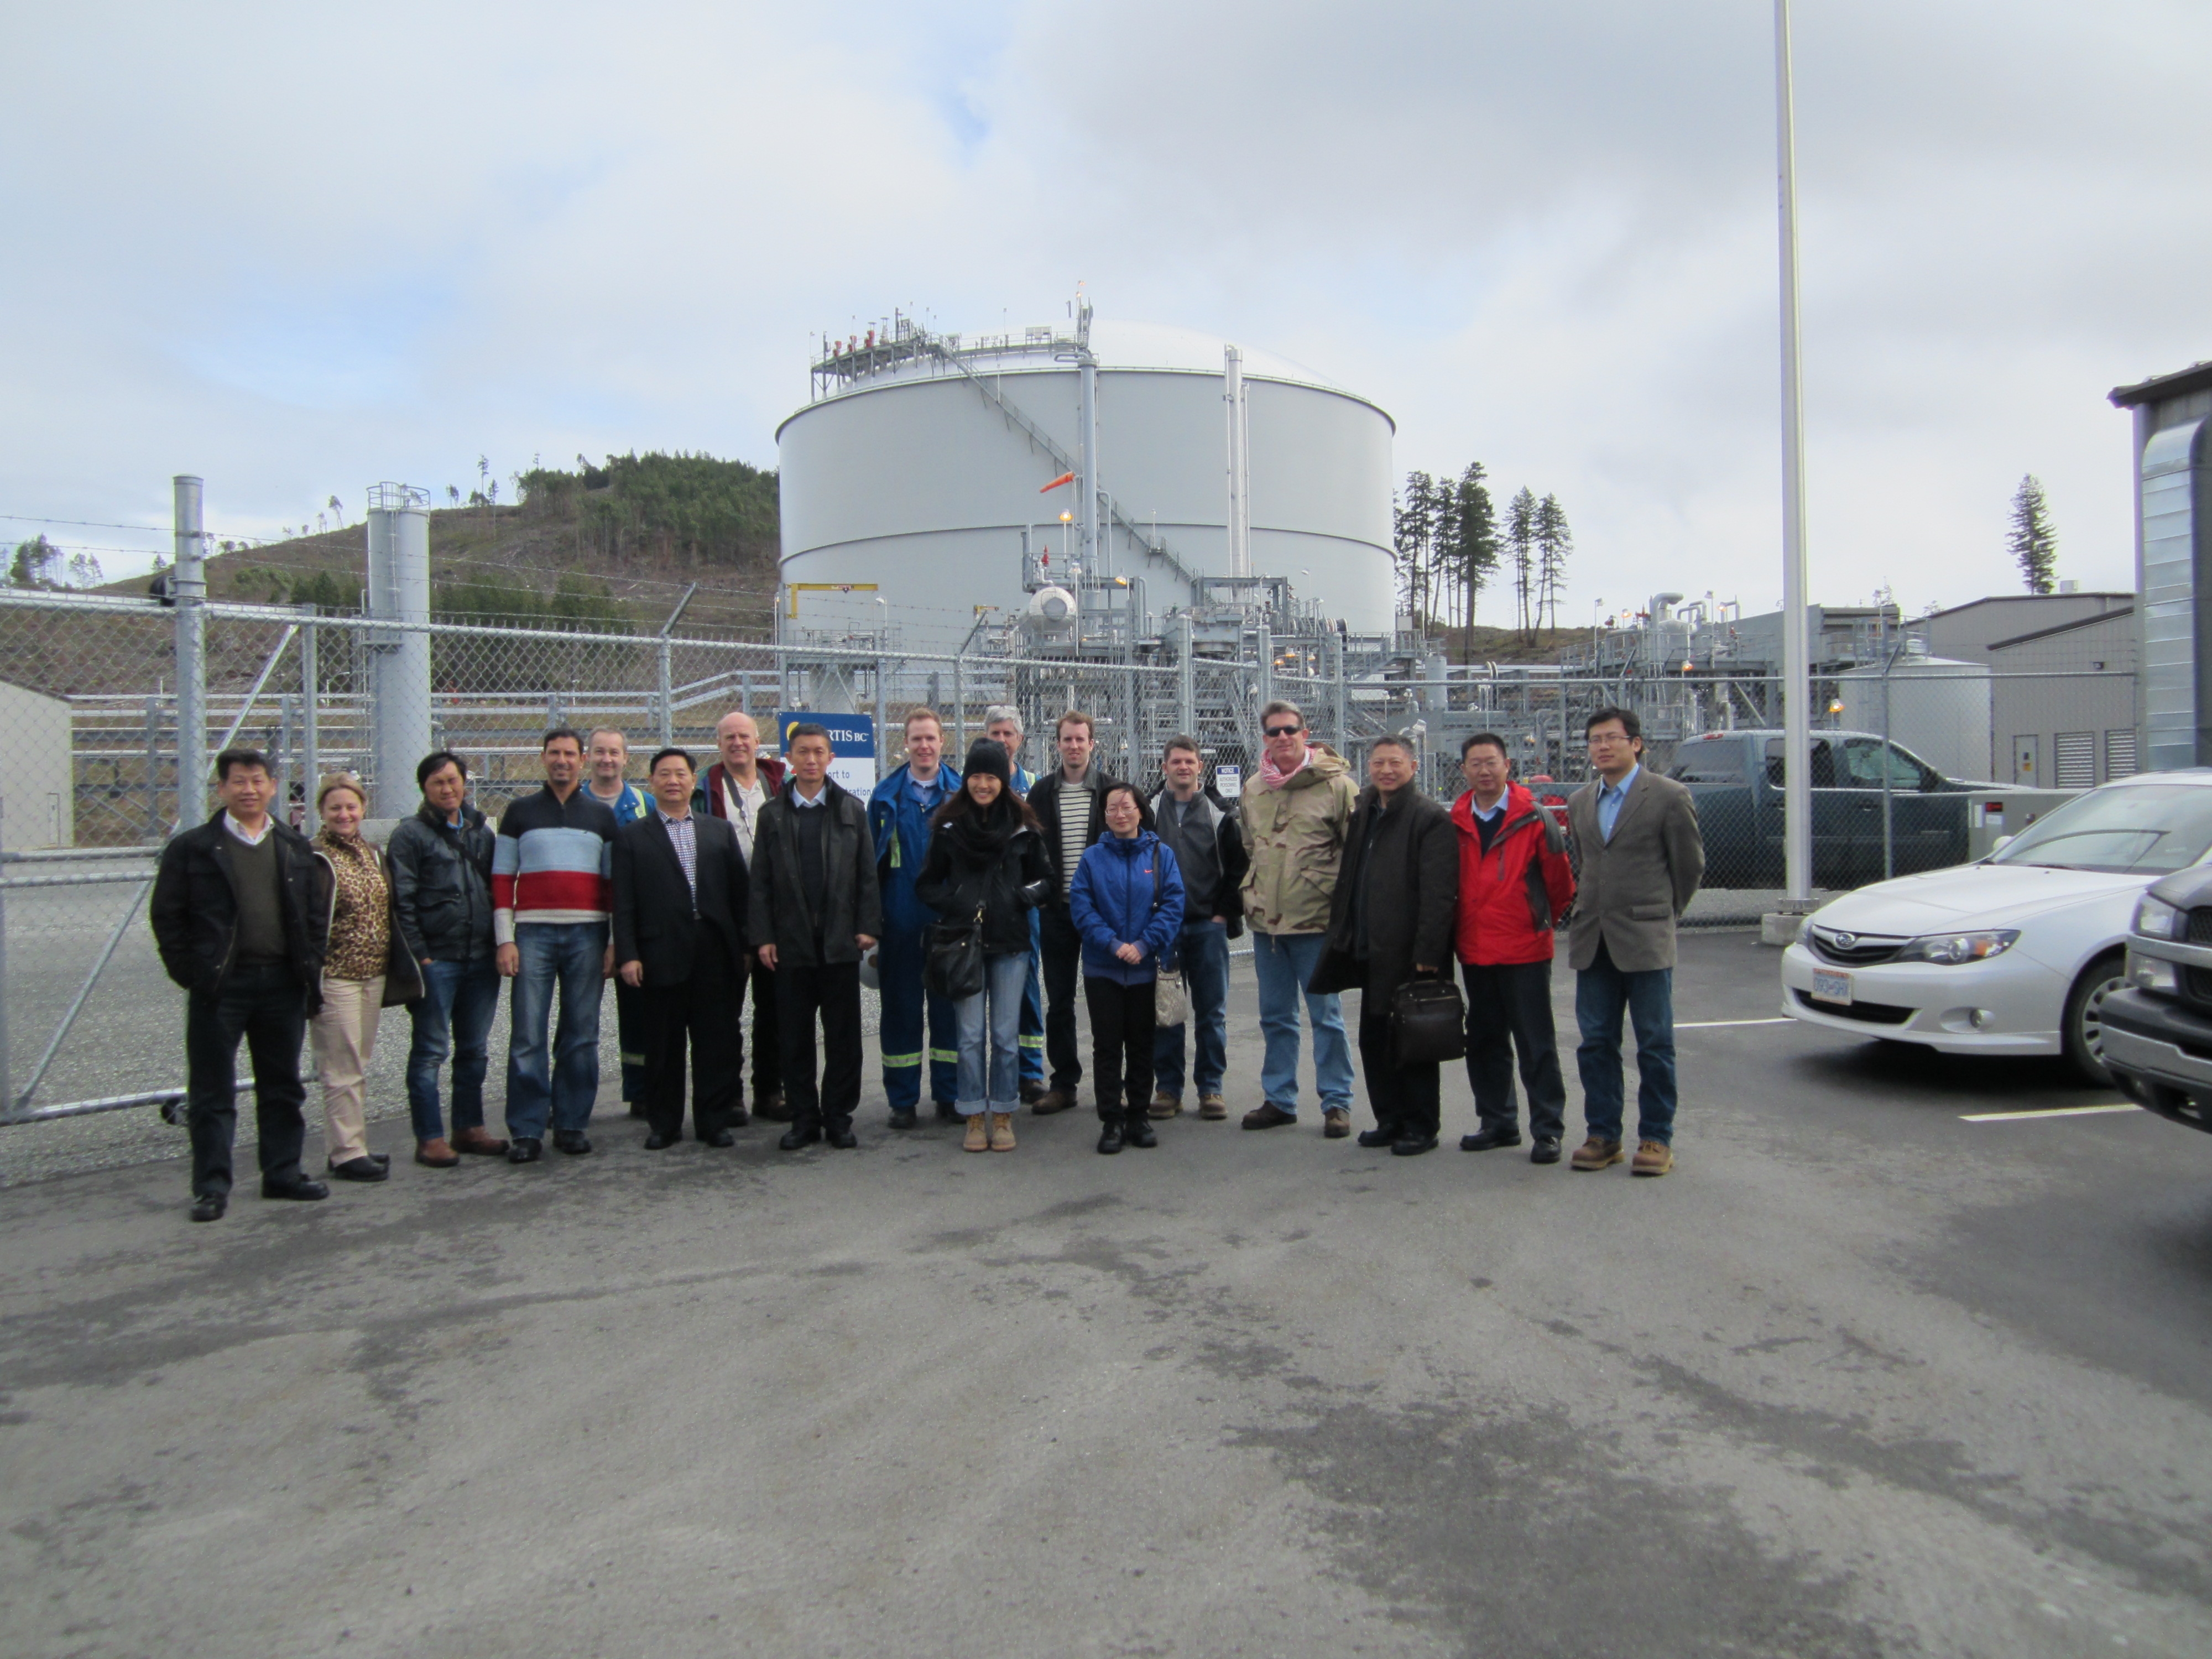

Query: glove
[1018,879,1052,908]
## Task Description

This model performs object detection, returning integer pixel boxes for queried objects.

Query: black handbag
[1390,976,1467,1067]
[925,905,987,1000]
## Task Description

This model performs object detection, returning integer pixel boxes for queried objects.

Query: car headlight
[2134,895,2182,941]
[1893,929,2020,965]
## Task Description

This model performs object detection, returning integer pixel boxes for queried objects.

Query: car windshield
[1989,782,2212,874]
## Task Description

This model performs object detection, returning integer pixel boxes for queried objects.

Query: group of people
[150,699,1704,1222]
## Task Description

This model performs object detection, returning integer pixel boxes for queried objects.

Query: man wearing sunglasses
[1238,701,1360,1135]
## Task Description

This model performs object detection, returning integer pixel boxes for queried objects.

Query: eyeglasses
[1264,724,1302,738]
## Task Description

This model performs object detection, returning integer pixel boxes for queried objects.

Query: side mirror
[1991,834,2014,854]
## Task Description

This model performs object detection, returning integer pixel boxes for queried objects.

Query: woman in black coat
[1319,734,1460,1155]
[915,739,1053,1153]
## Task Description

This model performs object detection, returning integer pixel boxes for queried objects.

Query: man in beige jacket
[1239,701,1361,1135]
[1565,706,1705,1176]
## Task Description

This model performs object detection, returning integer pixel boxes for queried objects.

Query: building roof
[1923,592,2132,623]
[1986,606,2135,651]
[2110,362,2212,409]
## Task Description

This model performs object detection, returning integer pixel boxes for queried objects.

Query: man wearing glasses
[1238,701,1360,1136]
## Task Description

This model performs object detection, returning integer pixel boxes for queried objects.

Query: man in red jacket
[1450,732,1577,1164]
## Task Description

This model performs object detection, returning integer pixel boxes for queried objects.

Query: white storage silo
[1836,653,1995,782]
[774,315,1397,638]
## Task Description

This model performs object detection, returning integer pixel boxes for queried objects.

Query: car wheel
[2061,952,2127,1088]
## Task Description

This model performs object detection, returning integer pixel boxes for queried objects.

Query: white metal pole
[1224,346,1251,580]
[1079,354,1102,582]
[171,475,208,821]
[1775,0,1813,903]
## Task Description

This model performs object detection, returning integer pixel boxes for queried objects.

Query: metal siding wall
[2138,418,2204,770]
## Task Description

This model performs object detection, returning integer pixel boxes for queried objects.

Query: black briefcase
[1390,977,1467,1066]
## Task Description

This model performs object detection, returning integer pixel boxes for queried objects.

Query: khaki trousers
[312,975,383,1164]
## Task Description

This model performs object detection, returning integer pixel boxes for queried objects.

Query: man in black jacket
[150,748,332,1221]
[1026,711,1120,1114]
[386,751,507,1166]
[1149,735,1250,1120]
[746,724,883,1150]
[613,748,750,1149]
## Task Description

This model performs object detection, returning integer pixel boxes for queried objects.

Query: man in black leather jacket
[385,752,508,1165]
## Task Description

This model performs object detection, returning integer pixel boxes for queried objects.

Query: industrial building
[773,302,1398,642]
[2110,362,2212,771]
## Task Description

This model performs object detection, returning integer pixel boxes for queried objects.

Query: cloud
[1,0,2203,613]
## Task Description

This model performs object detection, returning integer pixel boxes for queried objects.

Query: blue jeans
[1574,939,1677,1145]
[1250,932,1354,1116]
[407,957,500,1142]
[505,922,607,1140]
[1154,921,1230,1099]
[954,951,1030,1113]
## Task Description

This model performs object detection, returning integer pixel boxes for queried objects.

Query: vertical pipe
[1775,0,1813,903]
[1256,621,1274,716]
[364,486,433,820]
[1175,614,1196,739]
[1330,629,1349,753]
[1224,346,1251,580]
[300,621,320,797]
[172,475,207,822]
[1079,355,1102,582]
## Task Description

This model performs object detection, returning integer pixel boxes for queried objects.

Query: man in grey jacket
[1564,706,1704,1176]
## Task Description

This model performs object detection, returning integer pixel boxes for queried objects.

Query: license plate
[1812,969,1853,1005]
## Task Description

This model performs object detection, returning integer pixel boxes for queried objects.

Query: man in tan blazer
[1564,707,1705,1176]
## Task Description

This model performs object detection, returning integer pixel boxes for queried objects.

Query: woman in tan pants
[308,775,424,1182]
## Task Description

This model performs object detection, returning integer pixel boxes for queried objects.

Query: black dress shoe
[553,1129,592,1156]
[780,1125,822,1150]
[189,1192,227,1222]
[1459,1125,1523,1152]
[330,1156,389,1183]
[703,1128,737,1148]
[507,1137,544,1164]
[1097,1118,1125,1155]
[754,1094,793,1123]
[328,1152,393,1172]
[1530,1136,1562,1165]
[643,1131,677,1150]
[261,1176,330,1200]
[827,1128,859,1150]
[888,1109,918,1130]
[1123,1113,1157,1149]
[933,1099,960,1121]
[1390,1134,1440,1157]
[1357,1121,1404,1149]
[627,1103,649,1119]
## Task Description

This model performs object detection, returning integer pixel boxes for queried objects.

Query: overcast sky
[3,1,2203,621]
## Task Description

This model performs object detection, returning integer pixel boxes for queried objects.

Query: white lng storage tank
[774,305,1397,637]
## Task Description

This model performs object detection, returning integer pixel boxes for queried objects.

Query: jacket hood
[1270,747,1350,791]
[879,760,961,799]
[415,799,487,831]
[1098,829,1161,857]
[1450,781,1536,835]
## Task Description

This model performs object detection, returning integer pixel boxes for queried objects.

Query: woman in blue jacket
[1068,782,1186,1153]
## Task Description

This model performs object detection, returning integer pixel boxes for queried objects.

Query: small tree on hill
[1505,487,1538,642]
[1452,462,1499,655]
[1533,493,1572,634]
[2008,474,2057,593]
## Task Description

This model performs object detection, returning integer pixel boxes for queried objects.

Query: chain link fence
[0,586,2142,1126]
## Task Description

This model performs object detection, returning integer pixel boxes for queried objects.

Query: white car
[1780,770,2212,1083]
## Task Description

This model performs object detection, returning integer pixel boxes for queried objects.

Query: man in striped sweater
[494,728,619,1162]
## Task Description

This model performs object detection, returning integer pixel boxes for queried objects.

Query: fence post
[1256,620,1274,714]
[1328,628,1348,751]
[300,620,319,794]
[657,636,675,747]
[952,652,966,753]
[173,475,207,820]
[1175,614,1195,739]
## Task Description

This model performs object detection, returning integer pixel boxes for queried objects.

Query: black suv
[2100,864,2212,1134]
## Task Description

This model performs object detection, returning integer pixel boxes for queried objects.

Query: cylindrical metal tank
[364,483,432,818]
[1836,653,1995,782]
[775,319,1397,638]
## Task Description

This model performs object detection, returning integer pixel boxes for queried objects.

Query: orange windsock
[1039,471,1075,493]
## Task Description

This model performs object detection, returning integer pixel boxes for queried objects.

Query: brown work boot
[452,1126,509,1156]
[1571,1136,1625,1171]
[414,1138,460,1168]
[989,1112,1017,1152]
[1631,1140,1673,1177]
[1198,1093,1229,1121]
[1242,1103,1295,1130]
[1032,1089,1075,1115]
[1322,1107,1352,1139]
[1149,1090,1182,1120]
[963,1114,989,1153]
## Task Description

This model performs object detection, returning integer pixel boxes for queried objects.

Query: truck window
[1764,737,1835,788]
[1838,737,1934,790]
[1669,742,1747,785]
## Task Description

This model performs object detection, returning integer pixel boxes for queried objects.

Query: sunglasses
[1264,724,1303,738]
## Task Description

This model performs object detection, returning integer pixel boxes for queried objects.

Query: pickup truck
[1665,728,1986,889]
[2101,862,2212,1135]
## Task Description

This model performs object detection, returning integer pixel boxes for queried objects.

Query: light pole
[1775,0,1813,904]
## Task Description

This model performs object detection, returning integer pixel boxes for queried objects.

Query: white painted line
[1676,1018,1795,1029]
[1961,1103,2142,1123]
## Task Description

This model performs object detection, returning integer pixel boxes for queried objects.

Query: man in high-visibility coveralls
[867,707,963,1127]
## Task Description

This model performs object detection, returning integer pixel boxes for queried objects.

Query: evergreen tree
[1505,487,1538,642]
[7,534,64,588]
[1533,493,1572,634]
[1431,473,1462,632]
[1452,462,1499,653]
[1393,471,1437,625]
[2008,474,2057,594]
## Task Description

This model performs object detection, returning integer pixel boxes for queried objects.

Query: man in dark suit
[612,748,750,1149]
[1564,706,1705,1177]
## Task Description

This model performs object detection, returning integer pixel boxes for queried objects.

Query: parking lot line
[1960,1103,2142,1123]
[1676,1018,1794,1029]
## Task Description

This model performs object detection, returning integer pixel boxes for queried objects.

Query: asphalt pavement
[3,931,2209,1658]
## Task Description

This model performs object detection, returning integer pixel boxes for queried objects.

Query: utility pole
[172,476,208,821]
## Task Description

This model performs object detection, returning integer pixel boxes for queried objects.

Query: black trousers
[1461,958,1568,1140]
[1084,976,1156,1115]
[642,926,740,1140]
[185,962,310,1197]
[776,958,863,1133]
[1357,989,1441,1139]
[1040,906,1084,1093]
[614,975,648,1104]
[745,955,781,1102]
